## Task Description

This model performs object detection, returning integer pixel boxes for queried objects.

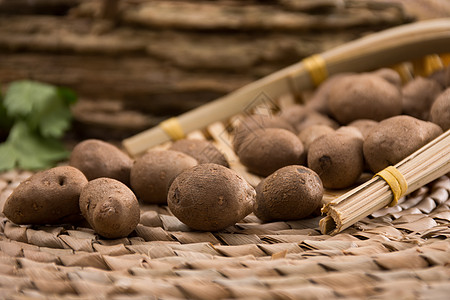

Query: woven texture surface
[0,169,449,299]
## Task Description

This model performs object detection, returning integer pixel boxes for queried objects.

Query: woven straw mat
[0,169,449,299]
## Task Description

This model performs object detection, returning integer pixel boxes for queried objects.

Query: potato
[295,111,339,132]
[254,165,323,222]
[237,128,305,177]
[168,163,255,231]
[233,114,294,153]
[308,132,364,189]
[363,115,443,173]
[428,66,450,89]
[169,139,229,167]
[336,126,364,141]
[328,74,402,124]
[348,119,379,139]
[371,68,402,88]
[278,104,311,128]
[69,139,133,185]
[298,124,335,153]
[130,150,197,204]
[305,73,354,115]
[79,178,140,238]
[3,166,88,225]
[402,77,442,120]
[430,88,450,131]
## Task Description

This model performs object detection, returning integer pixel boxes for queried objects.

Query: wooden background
[0,0,447,140]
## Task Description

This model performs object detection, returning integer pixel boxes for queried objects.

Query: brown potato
[237,128,305,177]
[3,166,88,225]
[233,114,294,153]
[298,124,335,154]
[430,88,450,131]
[371,68,402,88]
[254,165,323,222]
[69,139,133,185]
[278,104,311,128]
[363,115,443,173]
[295,111,339,132]
[305,73,354,115]
[402,77,442,120]
[169,139,229,167]
[130,150,197,204]
[328,74,402,124]
[308,132,364,189]
[79,178,140,238]
[348,119,379,139]
[168,163,255,231]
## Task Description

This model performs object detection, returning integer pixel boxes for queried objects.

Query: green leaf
[1,121,70,171]
[0,98,13,130]
[57,87,77,105]
[4,80,75,138]
[4,80,57,118]
[0,142,17,171]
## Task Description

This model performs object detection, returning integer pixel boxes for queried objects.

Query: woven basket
[1,19,450,299]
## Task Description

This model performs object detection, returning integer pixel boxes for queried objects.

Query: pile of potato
[2,66,449,236]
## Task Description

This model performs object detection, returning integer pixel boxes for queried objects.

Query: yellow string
[159,117,185,141]
[374,166,408,207]
[302,54,328,87]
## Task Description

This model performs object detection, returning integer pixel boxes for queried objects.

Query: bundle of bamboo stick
[320,129,450,235]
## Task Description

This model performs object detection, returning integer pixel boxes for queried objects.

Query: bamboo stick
[123,19,450,156]
[320,129,450,235]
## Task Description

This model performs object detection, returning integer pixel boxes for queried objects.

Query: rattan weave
[0,169,449,299]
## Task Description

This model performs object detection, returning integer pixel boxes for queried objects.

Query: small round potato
[298,124,335,154]
[402,77,442,120]
[306,73,354,115]
[69,139,133,185]
[371,68,402,88]
[168,163,255,231]
[278,104,311,128]
[348,119,379,139]
[233,115,295,153]
[254,165,323,222]
[169,139,229,167]
[3,166,88,225]
[363,115,443,173]
[308,132,364,189]
[237,128,305,177]
[328,74,402,124]
[130,150,197,204]
[79,178,140,239]
[430,88,450,131]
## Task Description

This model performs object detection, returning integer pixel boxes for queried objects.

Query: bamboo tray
[1,19,450,299]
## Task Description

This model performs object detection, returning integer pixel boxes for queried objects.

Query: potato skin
[328,74,402,124]
[237,128,305,177]
[130,150,197,204]
[307,133,364,189]
[402,77,442,120]
[430,88,450,131]
[169,139,229,167]
[69,139,133,185]
[298,125,335,154]
[168,163,255,231]
[3,166,88,225]
[233,115,294,153]
[254,165,323,222]
[79,178,140,238]
[363,115,443,173]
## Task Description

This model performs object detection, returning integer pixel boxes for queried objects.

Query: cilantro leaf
[0,143,17,171]
[0,121,70,171]
[4,80,76,139]
[4,80,57,118]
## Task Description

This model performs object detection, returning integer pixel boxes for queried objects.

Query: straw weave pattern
[1,169,449,299]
